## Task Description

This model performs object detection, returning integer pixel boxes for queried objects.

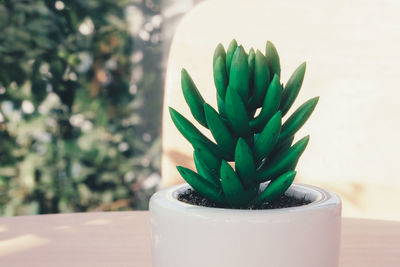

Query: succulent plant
[169,40,318,208]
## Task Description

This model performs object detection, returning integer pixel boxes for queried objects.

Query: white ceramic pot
[150,183,341,267]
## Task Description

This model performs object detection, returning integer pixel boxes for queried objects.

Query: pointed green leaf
[253,111,282,164]
[213,56,228,98]
[226,39,238,77]
[220,160,257,207]
[169,107,222,157]
[191,138,223,169]
[248,48,256,92]
[225,85,251,137]
[269,136,294,162]
[257,135,309,183]
[217,93,226,118]
[278,96,319,143]
[250,74,281,132]
[213,43,226,66]
[265,41,281,78]
[229,46,250,103]
[181,69,207,127]
[235,138,256,188]
[253,171,296,204]
[249,50,270,108]
[177,166,225,205]
[194,151,221,188]
[280,62,307,116]
[204,103,235,160]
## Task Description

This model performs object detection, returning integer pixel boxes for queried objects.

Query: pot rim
[151,182,341,215]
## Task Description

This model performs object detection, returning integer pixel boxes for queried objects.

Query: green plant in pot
[169,39,318,208]
[150,40,341,267]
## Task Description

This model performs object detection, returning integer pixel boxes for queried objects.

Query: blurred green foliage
[0,0,163,215]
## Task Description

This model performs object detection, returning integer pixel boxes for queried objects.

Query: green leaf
[229,45,250,103]
[220,160,257,208]
[191,138,223,172]
[169,107,222,157]
[194,151,221,188]
[248,48,256,92]
[257,136,309,183]
[217,93,227,118]
[278,96,319,143]
[265,41,281,78]
[225,86,251,137]
[269,136,294,161]
[225,39,238,77]
[250,74,282,132]
[249,50,270,108]
[213,43,226,67]
[213,56,228,99]
[253,111,282,164]
[280,62,307,116]
[235,138,256,188]
[181,68,207,127]
[253,171,296,204]
[204,103,235,160]
[177,166,225,205]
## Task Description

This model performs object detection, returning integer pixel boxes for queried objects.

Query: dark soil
[177,188,311,210]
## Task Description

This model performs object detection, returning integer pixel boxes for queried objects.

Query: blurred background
[0,0,201,216]
[1,0,399,220]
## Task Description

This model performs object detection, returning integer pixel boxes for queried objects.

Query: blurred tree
[0,0,162,215]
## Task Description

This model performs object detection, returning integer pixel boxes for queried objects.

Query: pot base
[150,183,341,267]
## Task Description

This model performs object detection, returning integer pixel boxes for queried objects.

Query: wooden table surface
[0,211,399,266]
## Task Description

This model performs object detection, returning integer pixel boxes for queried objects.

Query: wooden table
[0,211,399,266]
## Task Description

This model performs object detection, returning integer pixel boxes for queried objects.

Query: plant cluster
[170,40,318,208]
